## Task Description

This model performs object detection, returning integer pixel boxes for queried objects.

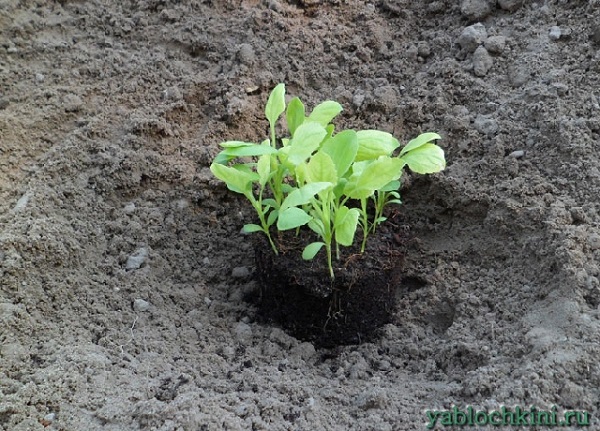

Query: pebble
[63,94,83,112]
[353,389,388,410]
[588,233,600,251]
[508,150,525,158]
[591,24,600,45]
[484,36,507,55]
[457,23,488,53]
[0,342,28,361]
[133,298,151,312]
[269,327,296,348]
[7,46,18,53]
[417,41,431,58]
[231,266,250,279]
[290,341,316,361]
[233,322,253,341]
[35,73,45,83]
[162,86,182,101]
[373,85,398,112]
[237,43,256,65]
[508,65,529,87]
[43,413,56,424]
[460,0,493,21]
[12,192,30,212]
[474,115,498,136]
[472,46,493,77]
[234,404,250,417]
[497,0,522,11]
[123,202,136,214]
[548,26,562,41]
[352,91,365,108]
[125,247,148,270]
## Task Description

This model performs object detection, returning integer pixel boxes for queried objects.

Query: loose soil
[2,0,600,430]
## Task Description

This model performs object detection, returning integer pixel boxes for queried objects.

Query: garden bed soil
[2,0,600,430]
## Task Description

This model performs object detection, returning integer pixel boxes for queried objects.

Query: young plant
[210,84,446,278]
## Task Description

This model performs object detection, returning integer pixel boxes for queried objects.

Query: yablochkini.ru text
[425,406,590,428]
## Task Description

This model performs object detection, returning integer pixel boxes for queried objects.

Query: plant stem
[325,242,334,279]
[249,193,278,255]
[312,194,335,279]
[360,197,369,253]
[371,191,384,234]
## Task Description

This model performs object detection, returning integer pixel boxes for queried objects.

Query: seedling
[210,84,445,278]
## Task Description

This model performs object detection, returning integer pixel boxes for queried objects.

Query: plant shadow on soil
[249,213,412,348]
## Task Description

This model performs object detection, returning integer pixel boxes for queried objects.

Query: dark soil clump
[254,228,403,348]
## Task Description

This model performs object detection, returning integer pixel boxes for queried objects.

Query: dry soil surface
[2,0,600,429]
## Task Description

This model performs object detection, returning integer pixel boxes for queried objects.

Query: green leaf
[302,242,325,260]
[308,219,325,236]
[286,97,305,136]
[355,130,400,161]
[221,144,278,158]
[213,151,234,165]
[307,101,343,126]
[334,206,360,246]
[280,182,332,212]
[380,180,400,192]
[325,124,335,138]
[400,143,446,174]
[344,157,405,199]
[321,130,358,177]
[242,224,264,233]
[399,132,442,156]
[257,154,271,186]
[267,209,279,226]
[286,122,328,166]
[210,163,254,195]
[265,83,286,127]
[305,151,338,184]
[219,141,255,148]
[277,207,312,230]
[262,198,279,209]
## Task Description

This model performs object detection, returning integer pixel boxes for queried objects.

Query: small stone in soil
[549,26,562,41]
[474,115,498,136]
[133,299,151,312]
[353,389,388,410]
[290,342,316,362]
[126,247,148,270]
[472,46,493,77]
[233,322,253,341]
[587,233,600,250]
[458,23,488,53]
[63,94,84,112]
[237,43,256,65]
[485,36,507,55]
[460,0,493,21]
[497,0,522,11]
[508,150,525,158]
[231,266,251,279]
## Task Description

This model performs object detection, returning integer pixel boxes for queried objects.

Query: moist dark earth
[2,0,600,429]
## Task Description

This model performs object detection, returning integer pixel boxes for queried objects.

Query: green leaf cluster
[210,83,446,278]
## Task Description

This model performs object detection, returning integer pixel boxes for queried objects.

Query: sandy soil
[2,0,600,429]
